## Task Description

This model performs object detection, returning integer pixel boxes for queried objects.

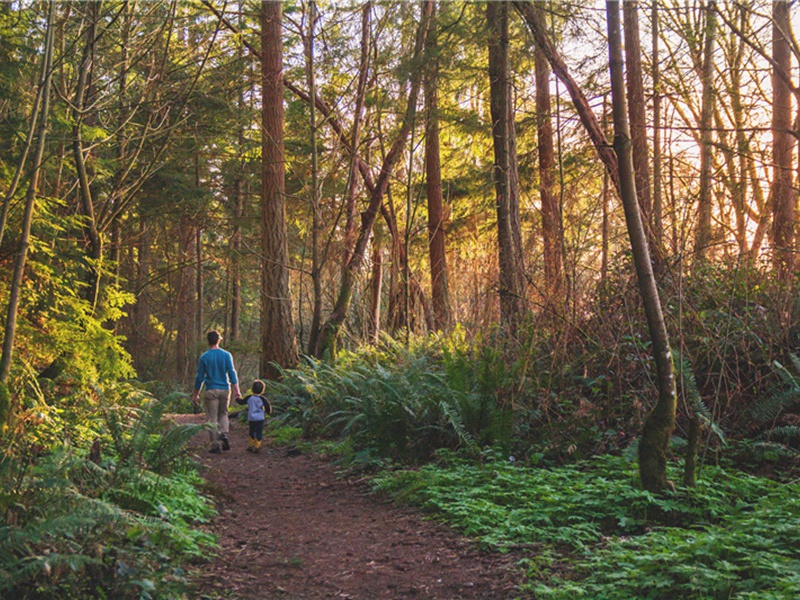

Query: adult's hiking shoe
[220,435,230,451]
[209,445,222,454]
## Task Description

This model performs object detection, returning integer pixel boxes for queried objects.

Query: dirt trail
[181,415,521,599]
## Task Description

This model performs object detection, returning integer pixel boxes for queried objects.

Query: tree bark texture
[651,2,664,246]
[261,0,298,379]
[533,5,563,307]
[488,1,526,331]
[772,0,795,277]
[695,1,717,263]
[424,0,452,332]
[607,0,677,494]
[623,2,652,230]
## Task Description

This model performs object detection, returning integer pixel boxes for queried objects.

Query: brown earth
[181,414,523,599]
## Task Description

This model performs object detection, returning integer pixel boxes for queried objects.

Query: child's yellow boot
[254,439,261,454]
[246,437,255,453]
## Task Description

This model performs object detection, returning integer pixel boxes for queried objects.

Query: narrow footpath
[182,415,521,599]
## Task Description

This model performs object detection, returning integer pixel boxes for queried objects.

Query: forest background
[3,0,800,598]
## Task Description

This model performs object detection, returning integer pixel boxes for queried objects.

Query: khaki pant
[204,388,230,446]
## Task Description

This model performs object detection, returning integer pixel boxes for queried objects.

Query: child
[236,380,272,453]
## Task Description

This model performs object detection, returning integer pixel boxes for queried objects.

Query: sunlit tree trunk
[316,2,432,358]
[369,244,383,343]
[534,3,562,309]
[651,2,663,247]
[695,1,717,263]
[607,0,677,494]
[772,0,795,278]
[306,1,323,355]
[488,1,526,331]
[261,0,298,378]
[624,1,655,262]
[424,0,452,332]
[0,0,56,390]
[72,1,104,311]
[343,2,371,268]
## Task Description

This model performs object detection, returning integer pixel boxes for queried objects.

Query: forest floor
[178,414,523,599]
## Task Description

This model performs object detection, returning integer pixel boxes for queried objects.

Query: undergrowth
[0,385,215,599]
[373,454,800,599]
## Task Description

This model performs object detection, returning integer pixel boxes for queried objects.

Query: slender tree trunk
[261,0,298,378]
[488,1,526,331]
[196,227,203,341]
[651,1,663,246]
[306,2,324,356]
[316,2,432,358]
[0,1,56,389]
[369,244,383,343]
[176,219,194,383]
[772,0,795,277]
[695,1,717,263]
[607,0,677,494]
[514,0,620,193]
[424,0,452,332]
[623,2,652,230]
[534,3,562,308]
[343,2,371,267]
[601,96,610,285]
[72,2,104,311]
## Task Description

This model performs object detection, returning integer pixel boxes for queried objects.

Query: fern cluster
[266,332,514,464]
[0,385,215,599]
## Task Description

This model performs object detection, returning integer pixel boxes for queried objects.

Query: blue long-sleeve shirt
[194,348,238,391]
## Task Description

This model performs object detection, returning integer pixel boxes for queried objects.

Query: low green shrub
[374,454,800,598]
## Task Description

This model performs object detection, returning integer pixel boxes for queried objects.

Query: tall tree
[533,3,562,308]
[0,1,56,389]
[424,0,452,332]
[488,1,526,331]
[607,0,677,493]
[623,1,654,247]
[261,0,298,378]
[315,2,433,358]
[772,0,794,278]
[514,1,620,193]
[651,1,663,246]
[695,1,717,263]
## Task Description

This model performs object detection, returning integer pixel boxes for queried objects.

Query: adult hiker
[192,330,242,453]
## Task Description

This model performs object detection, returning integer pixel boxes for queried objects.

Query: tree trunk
[261,0,298,378]
[343,2,371,268]
[0,0,56,389]
[424,0,452,332]
[488,1,526,331]
[369,244,383,343]
[623,2,652,231]
[772,0,795,277]
[533,4,563,309]
[651,2,663,246]
[72,2,104,311]
[514,0,620,194]
[607,0,677,494]
[306,2,324,356]
[695,1,717,263]
[315,2,432,359]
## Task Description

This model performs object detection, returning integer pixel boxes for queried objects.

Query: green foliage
[266,332,514,463]
[374,455,800,599]
[0,387,215,599]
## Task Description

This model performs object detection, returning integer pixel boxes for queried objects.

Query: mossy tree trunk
[607,0,677,493]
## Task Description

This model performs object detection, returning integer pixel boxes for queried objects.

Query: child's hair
[251,379,265,395]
